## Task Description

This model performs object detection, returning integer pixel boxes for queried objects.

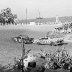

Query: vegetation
[0,47,72,72]
[0,8,17,25]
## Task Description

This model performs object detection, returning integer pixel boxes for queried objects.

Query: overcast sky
[0,0,72,19]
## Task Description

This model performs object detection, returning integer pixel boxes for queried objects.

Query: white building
[29,22,36,25]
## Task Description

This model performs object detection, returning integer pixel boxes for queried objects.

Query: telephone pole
[26,8,27,24]
[37,9,40,24]
[21,39,25,72]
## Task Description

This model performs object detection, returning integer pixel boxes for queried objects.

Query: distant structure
[55,15,61,24]
[29,22,36,25]
[56,15,59,24]
[36,9,43,19]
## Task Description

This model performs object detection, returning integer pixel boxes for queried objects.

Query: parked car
[12,35,34,44]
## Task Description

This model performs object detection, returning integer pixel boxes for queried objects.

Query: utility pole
[26,8,27,24]
[21,38,25,72]
[38,9,41,18]
[38,10,40,18]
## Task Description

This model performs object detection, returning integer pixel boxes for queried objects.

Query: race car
[36,36,67,46]
[12,35,34,44]
[36,37,51,45]
[50,39,67,46]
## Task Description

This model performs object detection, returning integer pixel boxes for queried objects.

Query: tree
[0,8,17,25]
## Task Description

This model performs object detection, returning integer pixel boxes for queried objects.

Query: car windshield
[40,38,48,40]
[19,35,29,38]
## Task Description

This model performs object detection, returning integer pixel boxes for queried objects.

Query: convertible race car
[12,35,34,44]
[36,37,67,46]
[50,39,68,46]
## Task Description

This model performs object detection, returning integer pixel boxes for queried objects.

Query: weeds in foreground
[0,47,72,72]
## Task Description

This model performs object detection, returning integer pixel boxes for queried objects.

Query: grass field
[0,29,72,66]
[0,29,47,65]
[0,28,72,72]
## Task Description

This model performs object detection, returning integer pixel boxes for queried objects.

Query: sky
[0,0,72,19]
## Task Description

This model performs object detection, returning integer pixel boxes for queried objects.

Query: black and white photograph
[0,0,72,72]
